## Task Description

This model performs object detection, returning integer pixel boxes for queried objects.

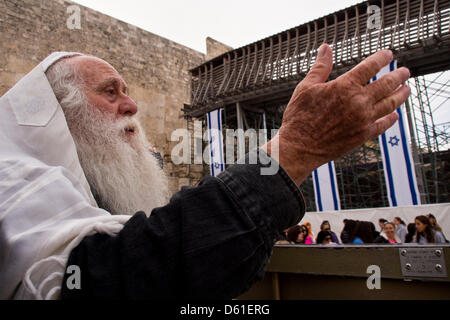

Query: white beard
[64,101,169,216]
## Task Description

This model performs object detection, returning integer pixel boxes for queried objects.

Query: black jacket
[61,151,305,299]
[374,235,390,244]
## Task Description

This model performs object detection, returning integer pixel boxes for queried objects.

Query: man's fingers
[302,43,333,86]
[366,67,410,103]
[366,112,399,140]
[346,50,393,85]
[371,84,410,121]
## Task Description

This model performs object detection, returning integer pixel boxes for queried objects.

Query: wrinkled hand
[263,43,411,185]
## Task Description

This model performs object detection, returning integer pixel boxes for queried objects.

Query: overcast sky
[72,0,362,53]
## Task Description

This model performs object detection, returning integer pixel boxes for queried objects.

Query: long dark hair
[405,223,416,243]
[298,225,309,243]
[340,219,357,243]
[415,215,435,243]
[286,225,302,243]
[354,221,375,243]
[317,230,332,244]
[427,213,443,232]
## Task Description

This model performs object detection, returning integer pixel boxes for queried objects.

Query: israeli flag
[313,161,341,211]
[207,108,225,177]
[372,60,420,206]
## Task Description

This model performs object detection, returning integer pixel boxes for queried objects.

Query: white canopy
[0,52,132,299]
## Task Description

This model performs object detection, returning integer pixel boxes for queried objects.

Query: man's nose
[118,95,138,116]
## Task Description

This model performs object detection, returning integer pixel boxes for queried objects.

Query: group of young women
[278,214,447,245]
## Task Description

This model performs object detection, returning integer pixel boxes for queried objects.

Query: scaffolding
[186,0,450,117]
[187,0,450,210]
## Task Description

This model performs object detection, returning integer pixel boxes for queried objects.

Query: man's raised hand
[264,43,411,185]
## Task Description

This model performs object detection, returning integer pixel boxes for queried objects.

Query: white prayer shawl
[0,52,132,299]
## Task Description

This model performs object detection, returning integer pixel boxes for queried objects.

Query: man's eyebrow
[95,78,128,94]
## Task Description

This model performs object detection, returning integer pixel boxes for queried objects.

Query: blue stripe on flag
[389,60,395,72]
[397,108,419,205]
[328,162,339,210]
[313,169,323,212]
[373,73,396,205]
[207,112,215,176]
[381,132,398,206]
[217,109,224,172]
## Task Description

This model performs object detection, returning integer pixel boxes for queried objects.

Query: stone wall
[0,0,218,194]
[206,37,233,61]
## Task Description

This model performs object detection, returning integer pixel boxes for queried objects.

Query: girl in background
[304,222,315,244]
[405,223,416,243]
[375,222,401,244]
[414,215,445,244]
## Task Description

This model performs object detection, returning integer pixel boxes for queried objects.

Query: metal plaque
[399,247,447,278]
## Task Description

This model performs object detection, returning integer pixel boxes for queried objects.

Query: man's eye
[106,88,116,95]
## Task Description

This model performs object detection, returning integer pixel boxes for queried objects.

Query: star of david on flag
[371,60,420,206]
[388,135,400,147]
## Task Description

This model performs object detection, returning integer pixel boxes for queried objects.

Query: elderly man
[0,44,410,299]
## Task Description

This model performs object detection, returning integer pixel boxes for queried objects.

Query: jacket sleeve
[60,150,305,299]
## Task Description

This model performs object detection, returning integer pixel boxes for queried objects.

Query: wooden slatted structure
[185,0,450,117]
